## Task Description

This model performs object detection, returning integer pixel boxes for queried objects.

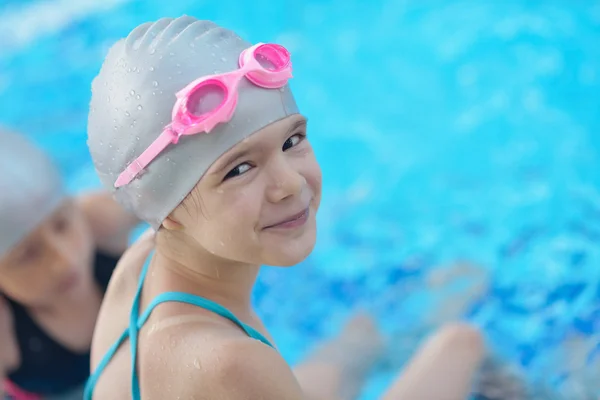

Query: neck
[154,231,260,316]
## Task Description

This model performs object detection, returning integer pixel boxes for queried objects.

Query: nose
[265,155,305,203]
[43,232,77,275]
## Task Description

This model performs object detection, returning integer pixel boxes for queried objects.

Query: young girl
[85,16,485,400]
[0,131,139,399]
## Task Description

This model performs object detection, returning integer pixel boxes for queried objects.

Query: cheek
[216,185,263,223]
[201,187,263,243]
[302,154,323,200]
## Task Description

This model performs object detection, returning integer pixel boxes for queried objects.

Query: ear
[161,215,185,231]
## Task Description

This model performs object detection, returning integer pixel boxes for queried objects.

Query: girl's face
[0,200,95,306]
[167,114,322,267]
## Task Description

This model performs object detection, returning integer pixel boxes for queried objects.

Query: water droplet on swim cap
[130,90,135,96]
[137,105,143,110]
[125,111,130,117]
[149,66,155,71]
[152,81,159,87]
[136,94,141,100]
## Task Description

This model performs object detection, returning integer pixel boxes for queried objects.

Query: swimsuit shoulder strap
[83,251,154,400]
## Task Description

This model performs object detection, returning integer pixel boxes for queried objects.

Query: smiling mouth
[264,208,310,230]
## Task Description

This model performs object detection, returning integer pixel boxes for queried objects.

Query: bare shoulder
[144,328,306,400]
[103,228,154,295]
[202,337,303,399]
[75,191,140,255]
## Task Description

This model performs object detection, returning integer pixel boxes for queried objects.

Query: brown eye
[224,162,253,181]
[283,133,306,151]
[16,246,40,266]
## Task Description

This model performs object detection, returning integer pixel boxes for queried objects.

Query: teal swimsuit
[83,253,274,400]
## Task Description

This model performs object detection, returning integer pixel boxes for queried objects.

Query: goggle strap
[114,128,178,187]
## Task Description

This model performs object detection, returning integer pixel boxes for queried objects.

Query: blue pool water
[1,0,599,398]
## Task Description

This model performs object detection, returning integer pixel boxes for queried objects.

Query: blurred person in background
[0,130,139,400]
[84,16,487,400]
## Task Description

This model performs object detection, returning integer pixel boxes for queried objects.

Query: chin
[265,233,317,267]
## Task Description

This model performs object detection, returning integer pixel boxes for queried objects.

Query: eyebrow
[288,117,308,135]
[212,117,308,176]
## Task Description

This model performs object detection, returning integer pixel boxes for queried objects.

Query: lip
[263,207,310,230]
[56,271,80,292]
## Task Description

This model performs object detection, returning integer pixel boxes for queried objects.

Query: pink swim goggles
[114,43,293,188]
